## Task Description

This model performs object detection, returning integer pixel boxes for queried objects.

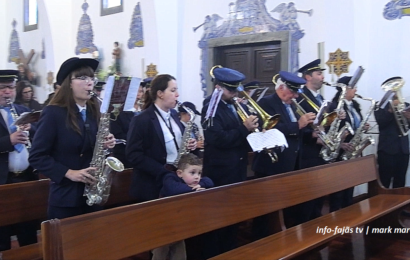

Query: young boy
[151,153,213,260]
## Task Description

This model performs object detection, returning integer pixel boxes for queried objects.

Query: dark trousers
[377,151,409,188]
[48,204,103,219]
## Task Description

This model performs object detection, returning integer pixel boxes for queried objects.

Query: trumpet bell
[320,111,338,127]
[263,114,281,130]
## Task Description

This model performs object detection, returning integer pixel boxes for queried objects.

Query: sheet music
[246,129,288,152]
[101,76,141,113]
[313,100,330,126]
[123,77,142,111]
[101,76,115,113]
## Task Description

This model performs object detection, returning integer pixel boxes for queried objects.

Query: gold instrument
[380,77,409,136]
[272,74,336,126]
[84,91,125,206]
[233,97,279,163]
[341,94,375,160]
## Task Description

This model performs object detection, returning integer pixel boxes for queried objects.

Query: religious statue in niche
[326,48,352,78]
[111,42,121,74]
[383,0,410,20]
[195,0,313,97]
[75,1,97,55]
[128,2,144,49]
[8,20,20,64]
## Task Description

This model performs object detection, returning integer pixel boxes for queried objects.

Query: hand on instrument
[363,123,370,132]
[103,133,116,149]
[244,115,259,132]
[403,111,410,119]
[338,110,346,120]
[341,143,355,152]
[187,138,197,151]
[10,130,29,145]
[65,167,97,184]
[298,112,315,129]
[18,123,31,131]
[196,138,204,149]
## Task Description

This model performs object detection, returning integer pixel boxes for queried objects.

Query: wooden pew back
[41,156,379,260]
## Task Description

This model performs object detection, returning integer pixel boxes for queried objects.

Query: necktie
[227,103,239,121]
[285,104,297,123]
[350,104,360,130]
[2,107,24,153]
[80,109,86,122]
[315,94,323,105]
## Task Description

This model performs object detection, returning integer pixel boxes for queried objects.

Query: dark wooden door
[216,42,281,95]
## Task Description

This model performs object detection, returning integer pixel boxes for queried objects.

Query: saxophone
[173,101,196,167]
[319,85,354,162]
[6,98,31,149]
[341,95,375,160]
[84,92,125,206]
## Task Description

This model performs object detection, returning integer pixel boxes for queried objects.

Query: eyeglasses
[71,76,99,86]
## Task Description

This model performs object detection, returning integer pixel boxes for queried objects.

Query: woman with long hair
[126,74,196,202]
[14,81,42,111]
[29,57,116,219]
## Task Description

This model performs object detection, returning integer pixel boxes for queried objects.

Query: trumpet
[233,97,279,163]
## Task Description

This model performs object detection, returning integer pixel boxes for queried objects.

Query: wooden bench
[40,155,410,260]
[0,169,134,260]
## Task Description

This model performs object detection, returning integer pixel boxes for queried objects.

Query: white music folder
[246,129,288,152]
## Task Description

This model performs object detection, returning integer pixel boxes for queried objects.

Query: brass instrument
[84,91,125,206]
[319,84,354,162]
[174,101,196,167]
[6,98,31,149]
[272,74,336,126]
[341,94,375,160]
[380,77,409,136]
[233,97,279,163]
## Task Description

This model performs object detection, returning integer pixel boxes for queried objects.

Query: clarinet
[6,98,31,149]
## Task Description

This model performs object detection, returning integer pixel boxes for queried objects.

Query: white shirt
[76,103,86,113]
[0,108,29,172]
[154,104,182,164]
[307,87,320,98]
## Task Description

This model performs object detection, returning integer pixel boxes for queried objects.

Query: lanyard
[154,106,179,151]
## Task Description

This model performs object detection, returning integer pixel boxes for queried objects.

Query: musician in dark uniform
[126,75,196,203]
[0,70,38,251]
[43,82,61,107]
[93,81,105,98]
[29,57,116,219]
[327,76,369,211]
[375,77,410,189]
[296,59,329,219]
[178,101,204,154]
[201,66,258,257]
[110,78,150,168]
[251,71,315,238]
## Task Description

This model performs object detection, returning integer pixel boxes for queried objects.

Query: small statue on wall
[112,41,121,73]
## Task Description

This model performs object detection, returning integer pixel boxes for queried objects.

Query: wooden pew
[0,169,134,260]
[40,155,410,260]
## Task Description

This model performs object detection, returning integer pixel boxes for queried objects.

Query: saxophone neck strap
[154,106,179,151]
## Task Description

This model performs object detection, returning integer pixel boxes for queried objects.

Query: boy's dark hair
[177,153,202,171]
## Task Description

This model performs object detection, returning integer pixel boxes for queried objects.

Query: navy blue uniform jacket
[126,104,184,202]
[160,172,214,197]
[29,105,97,207]
[201,97,250,186]
[252,93,301,176]
[374,103,409,155]
[0,104,36,184]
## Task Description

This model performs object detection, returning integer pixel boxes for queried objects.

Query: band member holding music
[110,79,147,168]
[201,66,258,257]
[327,76,369,211]
[29,57,116,219]
[14,80,42,111]
[251,71,314,236]
[375,77,409,189]
[0,70,38,251]
[126,74,196,203]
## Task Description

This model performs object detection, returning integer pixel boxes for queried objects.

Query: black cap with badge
[210,65,246,91]
[0,70,19,83]
[277,71,306,92]
[56,57,99,85]
[298,59,326,75]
